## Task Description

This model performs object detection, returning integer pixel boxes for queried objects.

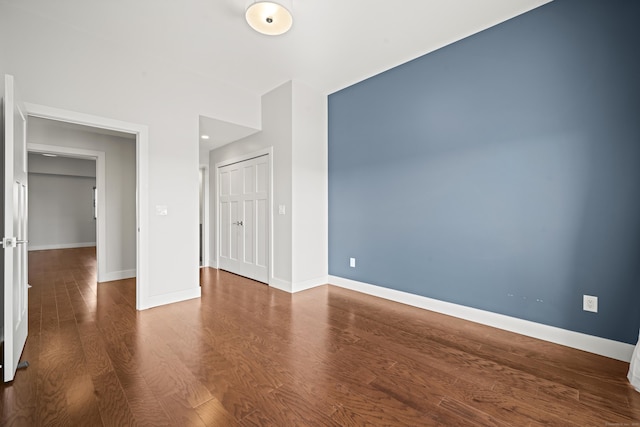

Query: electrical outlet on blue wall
[583,295,598,313]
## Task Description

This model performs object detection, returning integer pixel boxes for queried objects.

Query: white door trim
[24,102,149,311]
[199,166,210,268]
[28,144,107,280]
[215,147,273,284]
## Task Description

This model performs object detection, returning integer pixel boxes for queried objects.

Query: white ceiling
[8,0,551,151]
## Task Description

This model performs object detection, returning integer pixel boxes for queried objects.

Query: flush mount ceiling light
[245,1,293,36]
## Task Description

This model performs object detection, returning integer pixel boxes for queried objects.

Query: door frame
[27,144,106,279]
[215,147,272,283]
[24,103,149,310]
[199,165,210,268]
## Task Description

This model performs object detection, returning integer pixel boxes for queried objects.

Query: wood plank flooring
[2,246,640,425]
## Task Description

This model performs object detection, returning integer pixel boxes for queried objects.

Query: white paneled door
[218,155,269,283]
[2,75,29,382]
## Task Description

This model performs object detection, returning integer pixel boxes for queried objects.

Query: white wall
[209,81,328,292]
[28,118,136,279]
[291,82,328,290]
[0,4,261,307]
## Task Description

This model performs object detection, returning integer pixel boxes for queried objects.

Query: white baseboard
[138,286,201,310]
[208,259,218,269]
[28,242,96,251]
[99,269,136,283]
[268,276,327,293]
[292,276,328,293]
[269,277,291,293]
[329,275,634,362]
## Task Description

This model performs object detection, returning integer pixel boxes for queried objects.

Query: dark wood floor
[1,247,639,426]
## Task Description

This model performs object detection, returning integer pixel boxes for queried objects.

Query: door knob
[233,221,244,226]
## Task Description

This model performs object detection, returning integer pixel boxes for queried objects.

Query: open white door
[2,74,29,382]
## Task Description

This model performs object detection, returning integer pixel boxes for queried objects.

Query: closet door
[218,155,269,283]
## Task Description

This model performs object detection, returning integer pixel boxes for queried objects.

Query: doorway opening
[24,103,149,310]
[26,152,98,254]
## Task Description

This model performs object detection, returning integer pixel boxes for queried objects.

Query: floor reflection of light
[285,286,331,401]
[65,375,95,418]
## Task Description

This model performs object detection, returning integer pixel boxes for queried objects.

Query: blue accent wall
[328,0,640,344]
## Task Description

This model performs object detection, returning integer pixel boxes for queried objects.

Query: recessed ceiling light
[201,135,210,140]
[42,153,58,157]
